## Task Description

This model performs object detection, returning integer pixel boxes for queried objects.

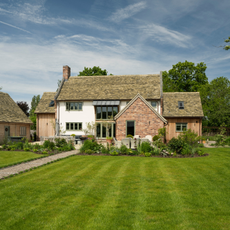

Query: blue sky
[0,0,230,106]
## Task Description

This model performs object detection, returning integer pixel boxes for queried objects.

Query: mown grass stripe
[0,156,111,229]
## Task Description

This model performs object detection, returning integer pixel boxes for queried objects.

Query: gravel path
[0,150,79,179]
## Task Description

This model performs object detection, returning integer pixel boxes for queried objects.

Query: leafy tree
[224,37,230,50]
[163,61,208,92]
[78,66,108,76]
[17,101,29,117]
[29,95,40,130]
[0,87,2,90]
[199,77,230,127]
[57,79,61,92]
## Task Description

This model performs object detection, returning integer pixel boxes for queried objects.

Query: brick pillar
[63,65,71,80]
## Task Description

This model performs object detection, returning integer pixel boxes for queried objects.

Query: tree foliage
[17,101,29,117]
[199,77,230,127]
[163,61,208,92]
[224,37,230,50]
[29,95,40,130]
[78,66,108,76]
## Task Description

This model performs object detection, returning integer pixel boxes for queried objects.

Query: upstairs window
[96,106,118,120]
[149,101,157,110]
[66,102,83,111]
[178,101,184,109]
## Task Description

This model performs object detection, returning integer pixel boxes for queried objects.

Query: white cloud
[109,1,147,23]
[138,23,192,48]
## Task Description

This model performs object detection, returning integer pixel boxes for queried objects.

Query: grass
[0,148,230,229]
[0,151,48,168]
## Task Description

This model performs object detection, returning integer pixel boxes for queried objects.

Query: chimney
[63,65,71,80]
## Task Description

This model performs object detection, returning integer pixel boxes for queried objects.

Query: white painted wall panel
[59,101,95,135]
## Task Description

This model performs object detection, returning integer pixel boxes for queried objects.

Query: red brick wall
[116,98,164,140]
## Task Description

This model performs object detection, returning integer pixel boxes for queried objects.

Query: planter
[106,139,112,144]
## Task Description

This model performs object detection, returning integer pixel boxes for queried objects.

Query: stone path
[0,149,79,179]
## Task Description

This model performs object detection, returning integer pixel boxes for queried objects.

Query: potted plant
[106,136,113,144]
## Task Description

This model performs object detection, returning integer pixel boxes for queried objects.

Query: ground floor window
[96,123,116,138]
[126,121,135,136]
[20,127,26,136]
[66,122,82,131]
[176,123,187,132]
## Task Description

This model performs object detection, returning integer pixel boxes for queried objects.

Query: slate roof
[0,92,32,123]
[57,74,161,100]
[115,93,167,123]
[35,92,56,114]
[163,92,204,117]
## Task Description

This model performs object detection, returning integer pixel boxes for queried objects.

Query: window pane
[70,103,74,110]
[75,123,78,130]
[66,123,69,130]
[127,121,135,136]
[102,107,107,119]
[113,123,116,138]
[113,107,118,117]
[108,123,112,137]
[151,102,157,108]
[96,123,101,137]
[176,124,181,131]
[182,124,187,131]
[66,103,69,110]
[75,103,78,110]
[96,107,101,119]
[79,123,82,130]
[102,124,106,137]
[108,107,113,119]
[71,123,74,130]
[79,103,82,110]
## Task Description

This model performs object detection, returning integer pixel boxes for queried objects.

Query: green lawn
[0,151,48,168]
[0,148,230,230]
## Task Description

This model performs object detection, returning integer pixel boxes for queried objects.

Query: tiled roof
[163,92,204,117]
[0,92,32,123]
[115,93,167,123]
[57,74,161,100]
[35,92,56,113]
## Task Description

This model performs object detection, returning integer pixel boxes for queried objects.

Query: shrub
[144,152,151,157]
[85,149,94,154]
[2,144,7,149]
[197,148,204,156]
[179,129,200,148]
[80,140,99,153]
[152,135,160,141]
[23,148,30,151]
[126,134,133,138]
[42,151,48,154]
[33,149,38,153]
[139,141,152,153]
[119,145,129,155]
[151,147,160,156]
[110,148,120,156]
[55,138,67,147]
[181,143,191,155]
[101,146,109,154]
[33,143,41,150]
[225,137,230,146]
[168,137,186,154]
[16,142,24,150]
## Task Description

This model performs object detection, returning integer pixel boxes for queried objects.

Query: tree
[17,101,29,117]
[163,61,208,92]
[78,66,108,76]
[224,37,230,50]
[199,77,230,127]
[56,79,61,92]
[29,95,40,130]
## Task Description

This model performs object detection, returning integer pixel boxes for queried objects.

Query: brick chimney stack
[63,65,71,80]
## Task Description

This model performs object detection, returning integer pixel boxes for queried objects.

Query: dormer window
[178,101,184,109]
[49,100,54,107]
[150,101,157,110]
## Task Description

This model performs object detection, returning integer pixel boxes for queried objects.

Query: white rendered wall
[58,101,95,135]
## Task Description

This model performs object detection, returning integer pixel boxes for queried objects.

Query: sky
[0,0,230,107]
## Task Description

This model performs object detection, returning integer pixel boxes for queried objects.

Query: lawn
[0,148,230,229]
[0,151,48,168]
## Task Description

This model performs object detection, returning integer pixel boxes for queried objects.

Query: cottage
[36,65,204,142]
[0,92,32,143]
